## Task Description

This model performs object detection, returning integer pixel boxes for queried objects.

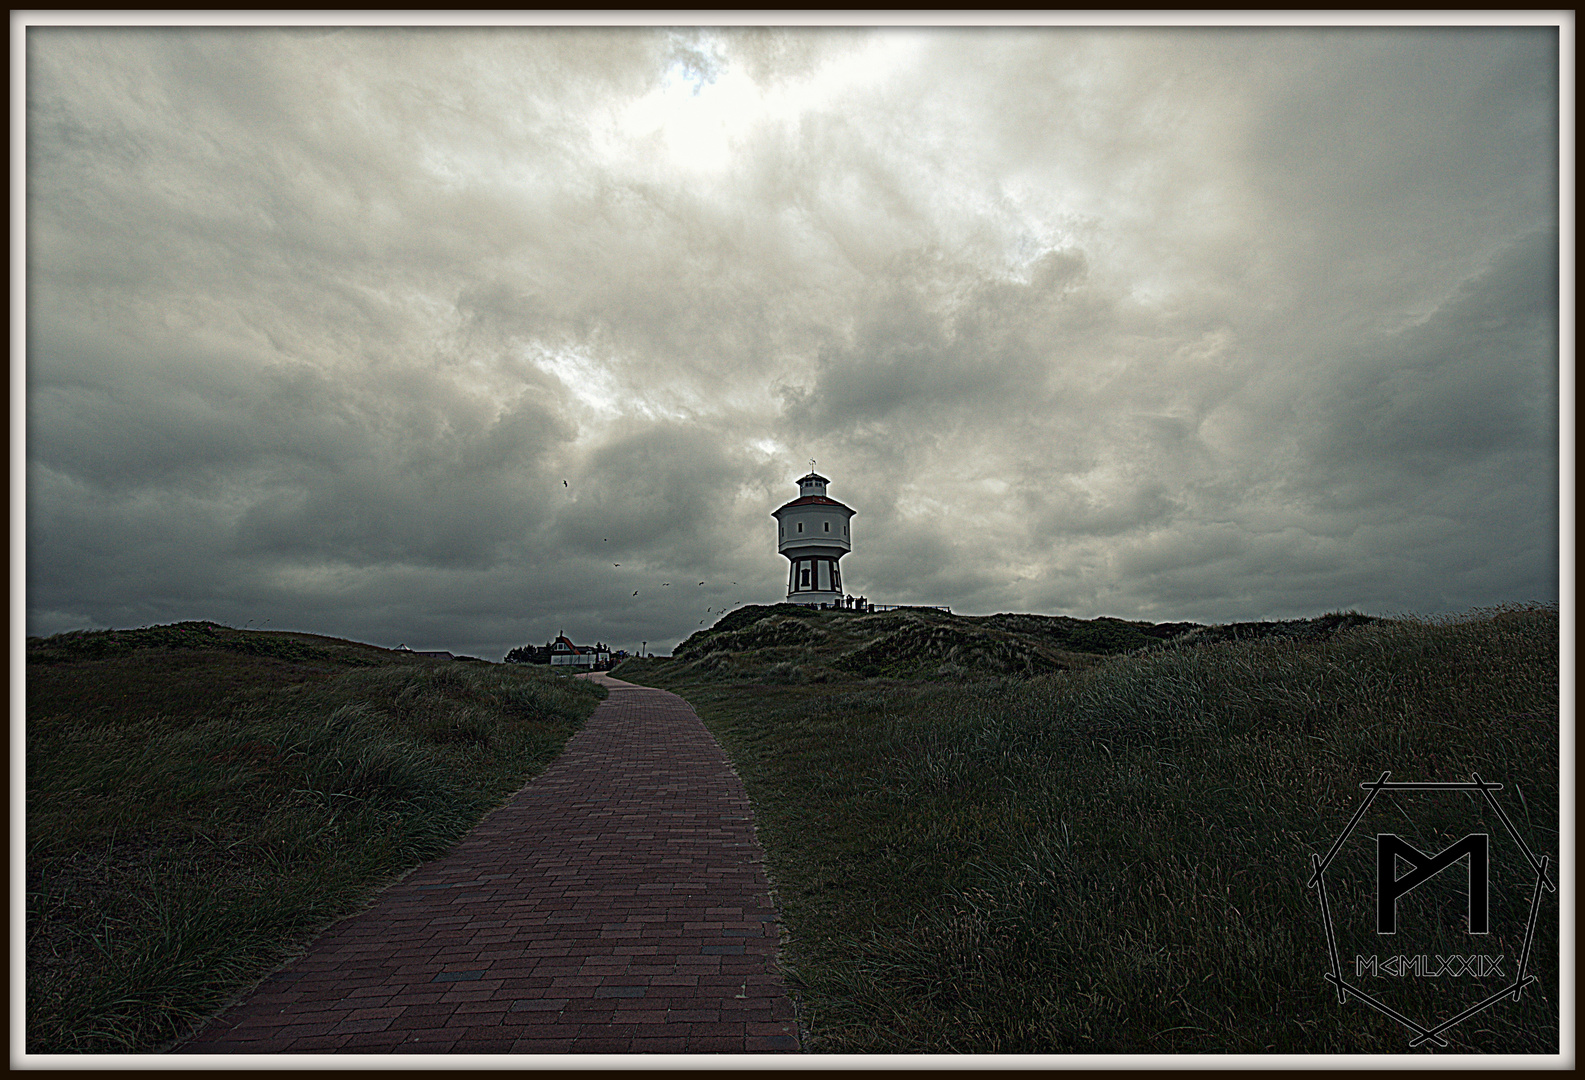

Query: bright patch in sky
[614,56,756,173]
[608,33,922,176]
[532,347,625,419]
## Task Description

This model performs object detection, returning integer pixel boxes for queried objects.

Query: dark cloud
[23,24,1560,656]
[1310,228,1558,476]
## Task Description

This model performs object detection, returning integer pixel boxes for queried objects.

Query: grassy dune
[25,622,605,1054]
[616,603,1560,1054]
[660,602,1377,683]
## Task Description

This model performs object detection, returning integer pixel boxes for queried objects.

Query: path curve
[179,673,801,1054]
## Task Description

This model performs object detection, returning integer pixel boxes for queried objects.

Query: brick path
[179,674,801,1055]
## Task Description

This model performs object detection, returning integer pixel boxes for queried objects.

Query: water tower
[772,468,856,606]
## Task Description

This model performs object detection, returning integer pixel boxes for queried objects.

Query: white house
[547,635,611,668]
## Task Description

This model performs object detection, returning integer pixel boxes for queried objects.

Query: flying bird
[614,563,620,567]
[663,583,670,586]
[563,480,568,487]
[633,590,639,596]
[698,582,705,586]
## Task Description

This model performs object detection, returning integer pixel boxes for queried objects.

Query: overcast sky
[21,19,1565,658]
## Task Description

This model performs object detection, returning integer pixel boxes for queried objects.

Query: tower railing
[789,600,952,614]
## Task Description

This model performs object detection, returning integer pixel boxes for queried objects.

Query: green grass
[615,603,1560,1054]
[26,622,605,1054]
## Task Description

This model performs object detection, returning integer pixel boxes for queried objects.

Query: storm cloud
[23,22,1561,657]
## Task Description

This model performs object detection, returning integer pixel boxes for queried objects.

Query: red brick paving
[179,674,801,1055]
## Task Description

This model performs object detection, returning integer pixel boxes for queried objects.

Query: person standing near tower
[772,468,855,607]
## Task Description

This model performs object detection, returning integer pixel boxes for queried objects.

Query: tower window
[798,522,803,533]
[824,521,830,532]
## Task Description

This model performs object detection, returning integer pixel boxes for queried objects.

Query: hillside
[615,602,1561,1053]
[659,603,1379,682]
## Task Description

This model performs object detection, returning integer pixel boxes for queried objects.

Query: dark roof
[774,494,853,512]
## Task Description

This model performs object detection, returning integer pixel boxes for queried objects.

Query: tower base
[785,589,844,607]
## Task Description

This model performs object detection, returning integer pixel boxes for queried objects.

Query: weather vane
[810,458,815,472]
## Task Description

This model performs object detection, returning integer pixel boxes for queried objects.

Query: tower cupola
[798,472,830,498]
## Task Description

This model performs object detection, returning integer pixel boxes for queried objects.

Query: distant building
[773,469,857,608]
[548,635,611,669]
[393,643,456,659]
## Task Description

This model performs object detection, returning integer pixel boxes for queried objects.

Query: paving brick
[337,1031,405,1053]
[388,1008,458,1031]
[512,1036,577,1053]
[176,675,801,1055]
[385,991,448,1009]
[391,1034,461,1053]
[215,1035,296,1054]
[275,1021,343,1040]
[665,1009,720,1023]
[329,1016,396,1035]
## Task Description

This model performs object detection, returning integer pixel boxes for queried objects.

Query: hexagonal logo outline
[1307,770,1555,1049]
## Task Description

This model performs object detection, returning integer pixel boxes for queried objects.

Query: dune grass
[615,603,1560,1054]
[25,623,604,1054]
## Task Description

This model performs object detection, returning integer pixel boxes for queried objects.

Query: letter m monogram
[1377,834,1489,935]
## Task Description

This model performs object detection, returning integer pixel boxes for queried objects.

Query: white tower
[772,468,856,606]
